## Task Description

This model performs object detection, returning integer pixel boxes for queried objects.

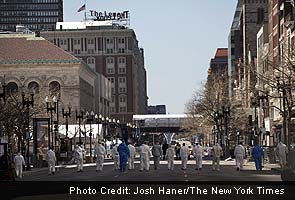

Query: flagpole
[84,0,87,23]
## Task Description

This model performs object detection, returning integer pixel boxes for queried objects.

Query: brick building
[41,21,148,123]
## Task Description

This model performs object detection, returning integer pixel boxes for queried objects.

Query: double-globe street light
[45,96,57,150]
[86,111,94,162]
[62,103,71,159]
[75,110,84,145]
[22,91,34,171]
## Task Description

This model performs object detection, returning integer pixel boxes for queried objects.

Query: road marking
[114,175,119,178]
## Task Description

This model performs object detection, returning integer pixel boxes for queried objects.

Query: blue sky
[64,0,237,114]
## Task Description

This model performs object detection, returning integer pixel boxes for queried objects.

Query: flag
[77,4,85,12]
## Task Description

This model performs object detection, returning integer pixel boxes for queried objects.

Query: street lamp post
[0,78,6,103]
[75,110,84,145]
[236,131,240,145]
[62,103,71,159]
[22,92,34,170]
[86,111,94,162]
[222,106,230,157]
[45,96,57,150]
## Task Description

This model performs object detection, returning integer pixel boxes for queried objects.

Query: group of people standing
[12,139,288,178]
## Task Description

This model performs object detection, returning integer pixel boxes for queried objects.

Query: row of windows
[106,38,125,44]
[106,57,126,64]
[0,17,58,23]
[0,23,53,30]
[109,106,127,113]
[0,11,58,17]
[111,95,127,103]
[110,86,127,94]
[0,4,59,10]
[110,107,126,113]
[107,66,126,74]
[5,80,60,94]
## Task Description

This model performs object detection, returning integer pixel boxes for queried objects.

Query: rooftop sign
[89,10,129,21]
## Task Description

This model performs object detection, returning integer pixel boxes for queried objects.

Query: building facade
[228,0,243,101]
[41,22,148,123]
[0,0,63,31]
[0,33,110,119]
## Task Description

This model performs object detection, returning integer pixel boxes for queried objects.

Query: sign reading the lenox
[89,10,129,21]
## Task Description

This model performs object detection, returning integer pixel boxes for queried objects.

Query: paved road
[20,159,281,181]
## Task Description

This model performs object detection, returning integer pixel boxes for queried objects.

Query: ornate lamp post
[86,111,94,162]
[22,91,34,170]
[75,110,84,145]
[62,103,71,158]
[45,96,57,150]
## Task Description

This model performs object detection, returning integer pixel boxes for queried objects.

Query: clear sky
[64,0,238,114]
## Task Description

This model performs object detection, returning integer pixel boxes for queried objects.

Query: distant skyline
[64,0,238,114]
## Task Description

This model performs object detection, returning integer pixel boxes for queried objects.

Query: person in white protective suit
[46,148,56,175]
[111,143,120,170]
[94,141,106,172]
[139,141,152,171]
[166,144,175,170]
[180,143,189,170]
[193,142,204,170]
[234,142,245,171]
[74,145,84,172]
[276,141,287,169]
[211,143,223,171]
[128,143,136,170]
[14,152,25,178]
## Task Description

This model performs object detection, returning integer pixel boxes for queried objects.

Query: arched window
[6,82,18,93]
[49,81,60,95]
[28,81,40,93]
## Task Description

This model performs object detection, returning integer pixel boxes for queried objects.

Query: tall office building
[0,0,63,31]
[41,21,148,123]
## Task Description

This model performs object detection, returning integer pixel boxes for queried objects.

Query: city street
[20,159,281,181]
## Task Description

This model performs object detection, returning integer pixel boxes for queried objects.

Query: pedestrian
[275,141,287,169]
[211,143,223,171]
[162,142,168,160]
[111,143,120,170]
[74,144,84,172]
[180,143,189,170]
[14,152,25,179]
[234,142,245,171]
[166,144,175,170]
[152,141,162,170]
[175,142,181,160]
[94,141,106,172]
[252,142,264,171]
[139,141,152,171]
[117,140,130,172]
[128,143,136,170]
[46,148,56,175]
[193,142,203,170]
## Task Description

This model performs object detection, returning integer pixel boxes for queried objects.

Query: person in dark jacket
[162,142,168,160]
[117,140,130,172]
[252,142,264,171]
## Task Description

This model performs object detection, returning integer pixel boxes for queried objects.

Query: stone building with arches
[0,33,111,119]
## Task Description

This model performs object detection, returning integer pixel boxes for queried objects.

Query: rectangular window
[119,106,127,112]
[119,87,126,93]
[107,67,114,74]
[118,67,126,74]
[119,77,126,83]
[119,96,126,103]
